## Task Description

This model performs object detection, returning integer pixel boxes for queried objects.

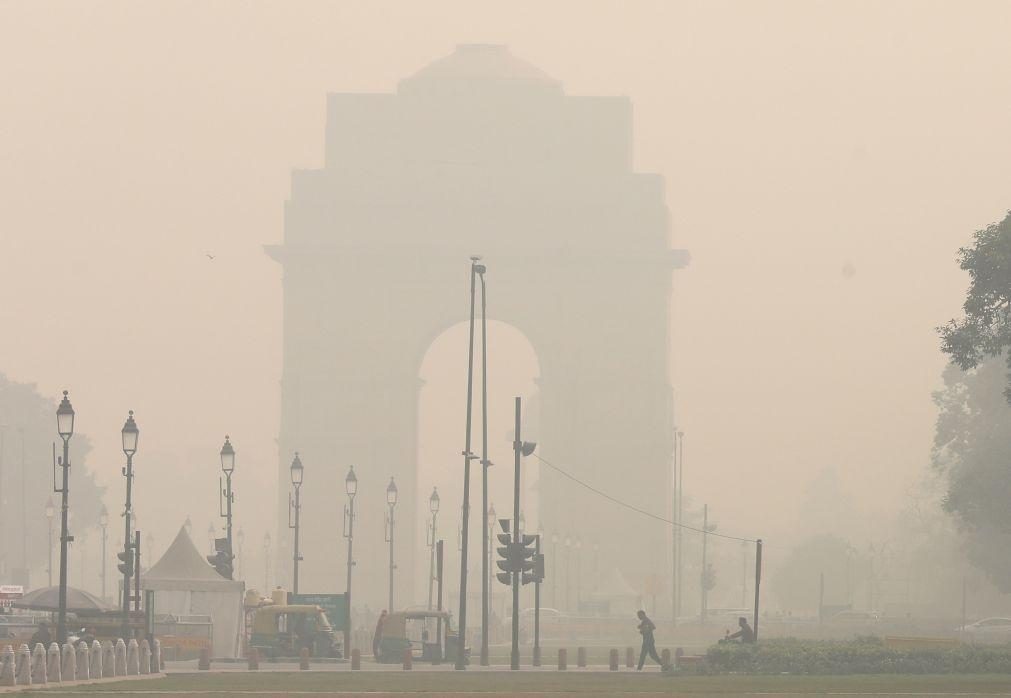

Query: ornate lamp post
[218,436,236,579]
[99,505,109,599]
[54,391,75,643]
[385,477,398,611]
[288,453,304,593]
[45,498,55,586]
[343,466,357,655]
[119,410,138,638]
[427,487,440,610]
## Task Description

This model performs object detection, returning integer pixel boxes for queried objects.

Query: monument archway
[268,44,688,610]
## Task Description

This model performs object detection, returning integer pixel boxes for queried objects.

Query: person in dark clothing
[727,616,755,643]
[29,622,51,648]
[636,610,666,670]
[372,610,387,661]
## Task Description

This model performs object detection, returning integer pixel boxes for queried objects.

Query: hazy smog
[2,0,1011,683]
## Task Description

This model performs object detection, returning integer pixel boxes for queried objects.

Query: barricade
[674,647,684,669]
[0,645,15,686]
[351,648,361,670]
[114,639,127,676]
[152,639,162,672]
[661,648,671,667]
[533,645,541,667]
[557,648,567,670]
[577,647,586,668]
[402,648,412,671]
[47,643,62,683]
[625,647,634,668]
[76,642,90,680]
[609,648,619,671]
[299,647,310,670]
[90,640,103,678]
[102,642,115,677]
[197,646,211,671]
[60,643,75,682]
[127,639,140,675]
[30,643,46,684]
[140,639,151,675]
[16,644,32,686]
[247,648,259,671]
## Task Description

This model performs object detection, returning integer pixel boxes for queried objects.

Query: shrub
[703,638,1011,675]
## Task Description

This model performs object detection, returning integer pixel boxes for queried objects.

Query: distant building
[268,45,686,610]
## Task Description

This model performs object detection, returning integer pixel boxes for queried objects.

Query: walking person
[635,610,666,671]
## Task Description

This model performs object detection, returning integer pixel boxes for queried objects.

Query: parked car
[958,617,1011,644]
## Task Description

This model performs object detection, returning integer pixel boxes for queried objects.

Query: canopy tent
[142,525,244,658]
[15,586,112,613]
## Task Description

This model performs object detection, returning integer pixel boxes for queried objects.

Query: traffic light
[117,548,134,577]
[206,537,234,579]
[523,552,545,586]
[496,526,538,586]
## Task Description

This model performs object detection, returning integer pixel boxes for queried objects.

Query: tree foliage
[931,358,1011,591]
[939,211,1011,401]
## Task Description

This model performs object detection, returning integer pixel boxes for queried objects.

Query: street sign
[288,592,349,633]
[0,585,23,609]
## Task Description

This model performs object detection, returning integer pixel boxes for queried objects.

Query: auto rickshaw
[249,604,340,658]
[375,610,468,664]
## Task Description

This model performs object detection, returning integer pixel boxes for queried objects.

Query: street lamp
[564,535,571,612]
[99,505,109,600]
[45,498,55,586]
[218,435,236,579]
[118,409,138,639]
[385,476,398,611]
[551,533,559,609]
[288,453,304,593]
[343,466,357,656]
[54,391,74,643]
[427,487,440,610]
[486,503,496,624]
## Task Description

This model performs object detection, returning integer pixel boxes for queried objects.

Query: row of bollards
[1,639,161,686]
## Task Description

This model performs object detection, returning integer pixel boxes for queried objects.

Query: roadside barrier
[102,642,115,677]
[90,641,103,678]
[1,645,15,686]
[532,646,541,667]
[16,644,31,686]
[60,643,75,681]
[247,648,259,671]
[577,647,586,668]
[140,639,151,675]
[127,639,139,675]
[30,643,46,684]
[299,647,310,670]
[351,648,361,670]
[76,642,90,680]
[47,643,61,682]
[625,647,634,668]
[609,648,619,671]
[557,648,567,670]
[153,639,163,672]
[197,647,211,671]
[114,639,127,676]
[661,648,671,667]
[402,648,412,671]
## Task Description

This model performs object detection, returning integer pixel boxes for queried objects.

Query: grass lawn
[42,672,1011,695]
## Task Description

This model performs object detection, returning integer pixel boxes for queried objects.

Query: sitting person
[726,616,755,643]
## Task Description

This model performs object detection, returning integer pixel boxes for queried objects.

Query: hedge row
[702,637,1011,675]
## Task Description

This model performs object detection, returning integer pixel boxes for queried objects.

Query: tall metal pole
[122,452,134,637]
[47,515,54,587]
[533,533,542,667]
[263,533,271,594]
[753,539,763,641]
[101,522,107,599]
[510,396,522,671]
[479,269,490,666]
[387,501,396,612]
[57,436,71,642]
[427,509,437,610]
[671,430,677,626]
[676,431,684,619]
[456,257,480,671]
[344,493,355,655]
[221,471,234,580]
[700,503,708,625]
[134,530,141,612]
[290,485,301,594]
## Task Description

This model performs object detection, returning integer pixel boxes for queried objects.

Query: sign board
[287,592,349,632]
[0,585,23,608]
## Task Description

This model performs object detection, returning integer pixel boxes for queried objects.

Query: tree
[931,358,1011,590]
[771,534,862,614]
[939,210,1011,401]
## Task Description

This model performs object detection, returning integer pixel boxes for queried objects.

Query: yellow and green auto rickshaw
[249,604,340,658]
[376,610,468,664]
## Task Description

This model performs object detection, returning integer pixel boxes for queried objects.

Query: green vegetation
[706,637,1011,675]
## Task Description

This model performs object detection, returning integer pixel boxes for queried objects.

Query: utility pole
[344,466,357,655]
[533,533,542,667]
[676,431,684,619]
[427,488,440,610]
[456,256,483,671]
[385,477,398,612]
[55,392,75,643]
[753,539,763,641]
[288,453,304,594]
[700,503,708,625]
[478,265,491,667]
[671,429,678,626]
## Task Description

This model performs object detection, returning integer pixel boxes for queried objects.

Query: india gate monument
[268,45,687,613]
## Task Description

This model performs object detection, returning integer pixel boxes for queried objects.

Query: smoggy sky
[2,1,1010,589]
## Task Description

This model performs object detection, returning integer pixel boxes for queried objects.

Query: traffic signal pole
[511,397,522,671]
[533,534,541,666]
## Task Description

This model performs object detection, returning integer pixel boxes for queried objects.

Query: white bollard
[31,643,47,684]
[16,644,32,686]
[102,641,115,678]
[90,640,103,679]
[152,639,162,673]
[0,645,15,686]
[140,639,151,675]
[76,642,90,680]
[60,643,75,682]
[47,643,62,682]
[127,638,139,675]
[115,639,127,676]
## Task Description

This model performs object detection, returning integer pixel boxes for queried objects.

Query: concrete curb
[0,672,166,692]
